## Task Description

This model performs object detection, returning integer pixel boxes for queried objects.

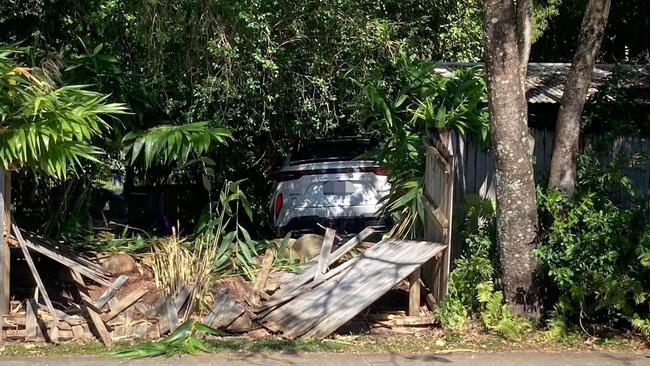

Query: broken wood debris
[14,224,60,343]
[17,230,111,286]
[255,237,447,339]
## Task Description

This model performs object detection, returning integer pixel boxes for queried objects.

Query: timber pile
[0,224,194,344]
[1,224,446,343]
[252,228,447,339]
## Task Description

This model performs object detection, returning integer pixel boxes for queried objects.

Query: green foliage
[582,65,650,137]
[195,180,263,281]
[0,45,127,178]
[365,59,488,238]
[437,196,496,327]
[536,154,650,339]
[122,122,231,168]
[111,319,225,358]
[477,282,533,341]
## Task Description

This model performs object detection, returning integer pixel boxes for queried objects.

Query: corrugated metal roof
[433,63,649,104]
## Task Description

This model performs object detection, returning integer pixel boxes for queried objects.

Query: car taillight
[365,166,389,176]
[274,193,283,217]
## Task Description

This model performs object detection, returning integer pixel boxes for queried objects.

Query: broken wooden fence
[421,134,454,306]
[254,228,446,339]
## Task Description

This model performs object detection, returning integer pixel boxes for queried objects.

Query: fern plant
[477,282,533,341]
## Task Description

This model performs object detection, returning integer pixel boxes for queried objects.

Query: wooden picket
[422,134,455,304]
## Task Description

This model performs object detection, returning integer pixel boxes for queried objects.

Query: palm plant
[365,56,488,239]
[0,45,128,178]
[122,122,231,169]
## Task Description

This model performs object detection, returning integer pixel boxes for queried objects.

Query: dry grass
[150,230,223,318]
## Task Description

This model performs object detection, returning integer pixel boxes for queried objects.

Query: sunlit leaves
[0,45,128,178]
[122,122,231,168]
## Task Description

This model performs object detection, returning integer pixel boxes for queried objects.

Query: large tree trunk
[548,0,611,196]
[482,0,539,317]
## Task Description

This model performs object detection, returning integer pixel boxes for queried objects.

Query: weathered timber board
[94,275,128,310]
[260,239,401,333]
[272,227,374,299]
[14,224,60,343]
[261,239,446,339]
[202,290,244,329]
[303,241,446,339]
[20,235,110,286]
[23,232,104,272]
[314,229,335,282]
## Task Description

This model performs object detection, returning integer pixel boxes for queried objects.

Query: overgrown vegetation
[112,320,225,358]
[365,58,488,238]
[0,0,649,351]
[536,154,650,340]
[439,153,650,342]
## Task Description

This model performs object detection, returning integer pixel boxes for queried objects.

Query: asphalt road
[1,352,649,366]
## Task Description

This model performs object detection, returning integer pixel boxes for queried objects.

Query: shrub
[536,154,650,339]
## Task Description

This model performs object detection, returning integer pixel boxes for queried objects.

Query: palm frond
[0,44,128,178]
[122,122,231,168]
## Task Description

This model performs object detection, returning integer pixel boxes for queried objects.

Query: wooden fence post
[0,169,10,324]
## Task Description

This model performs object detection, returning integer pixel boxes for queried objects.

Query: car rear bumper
[278,215,391,236]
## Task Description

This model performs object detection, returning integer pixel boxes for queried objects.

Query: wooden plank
[174,284,194,310]
[278,243,415,336]
[298,241,447,339]
[272,227,374,298]
[13,224,59,343]
[425,292,437,311]
[101,288,147,323]
[253,249,275,293]
[157,284,195,335]
[254,249,362,314]
[71,324,84,341]
[25,298,40,341]
[0,169,6,340]
[36,303,85,326]
[94,275,129,310]
[314,228,335,282]
[408,268,421,316]
[21,237,110,286]
[261,240,446,339]
[422,192,449,229]
[69,270,113,346]
[304,242,445,339]
[165,299,179,332]
[24,232,104,272]
[260,240,401,327]
[202,291,244,329]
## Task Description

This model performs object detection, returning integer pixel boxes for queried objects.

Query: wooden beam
[94,275,128,310]
[165,299,179,332]
[21,236,110,286]
[0,169,9,325]
[202,291,244,329]
[13,224,59,343]
[101,288,147,323]
[253,249,274,293]
[408,268,421,316]
[25,298,39,342]
[69,270,113,346]
[272,227,374,298]
[314,228,335,282]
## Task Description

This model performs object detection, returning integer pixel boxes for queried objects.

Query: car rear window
[289,138,378,164]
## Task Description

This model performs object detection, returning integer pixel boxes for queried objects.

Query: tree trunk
[548,0,611,196]
[482,0,539,317]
